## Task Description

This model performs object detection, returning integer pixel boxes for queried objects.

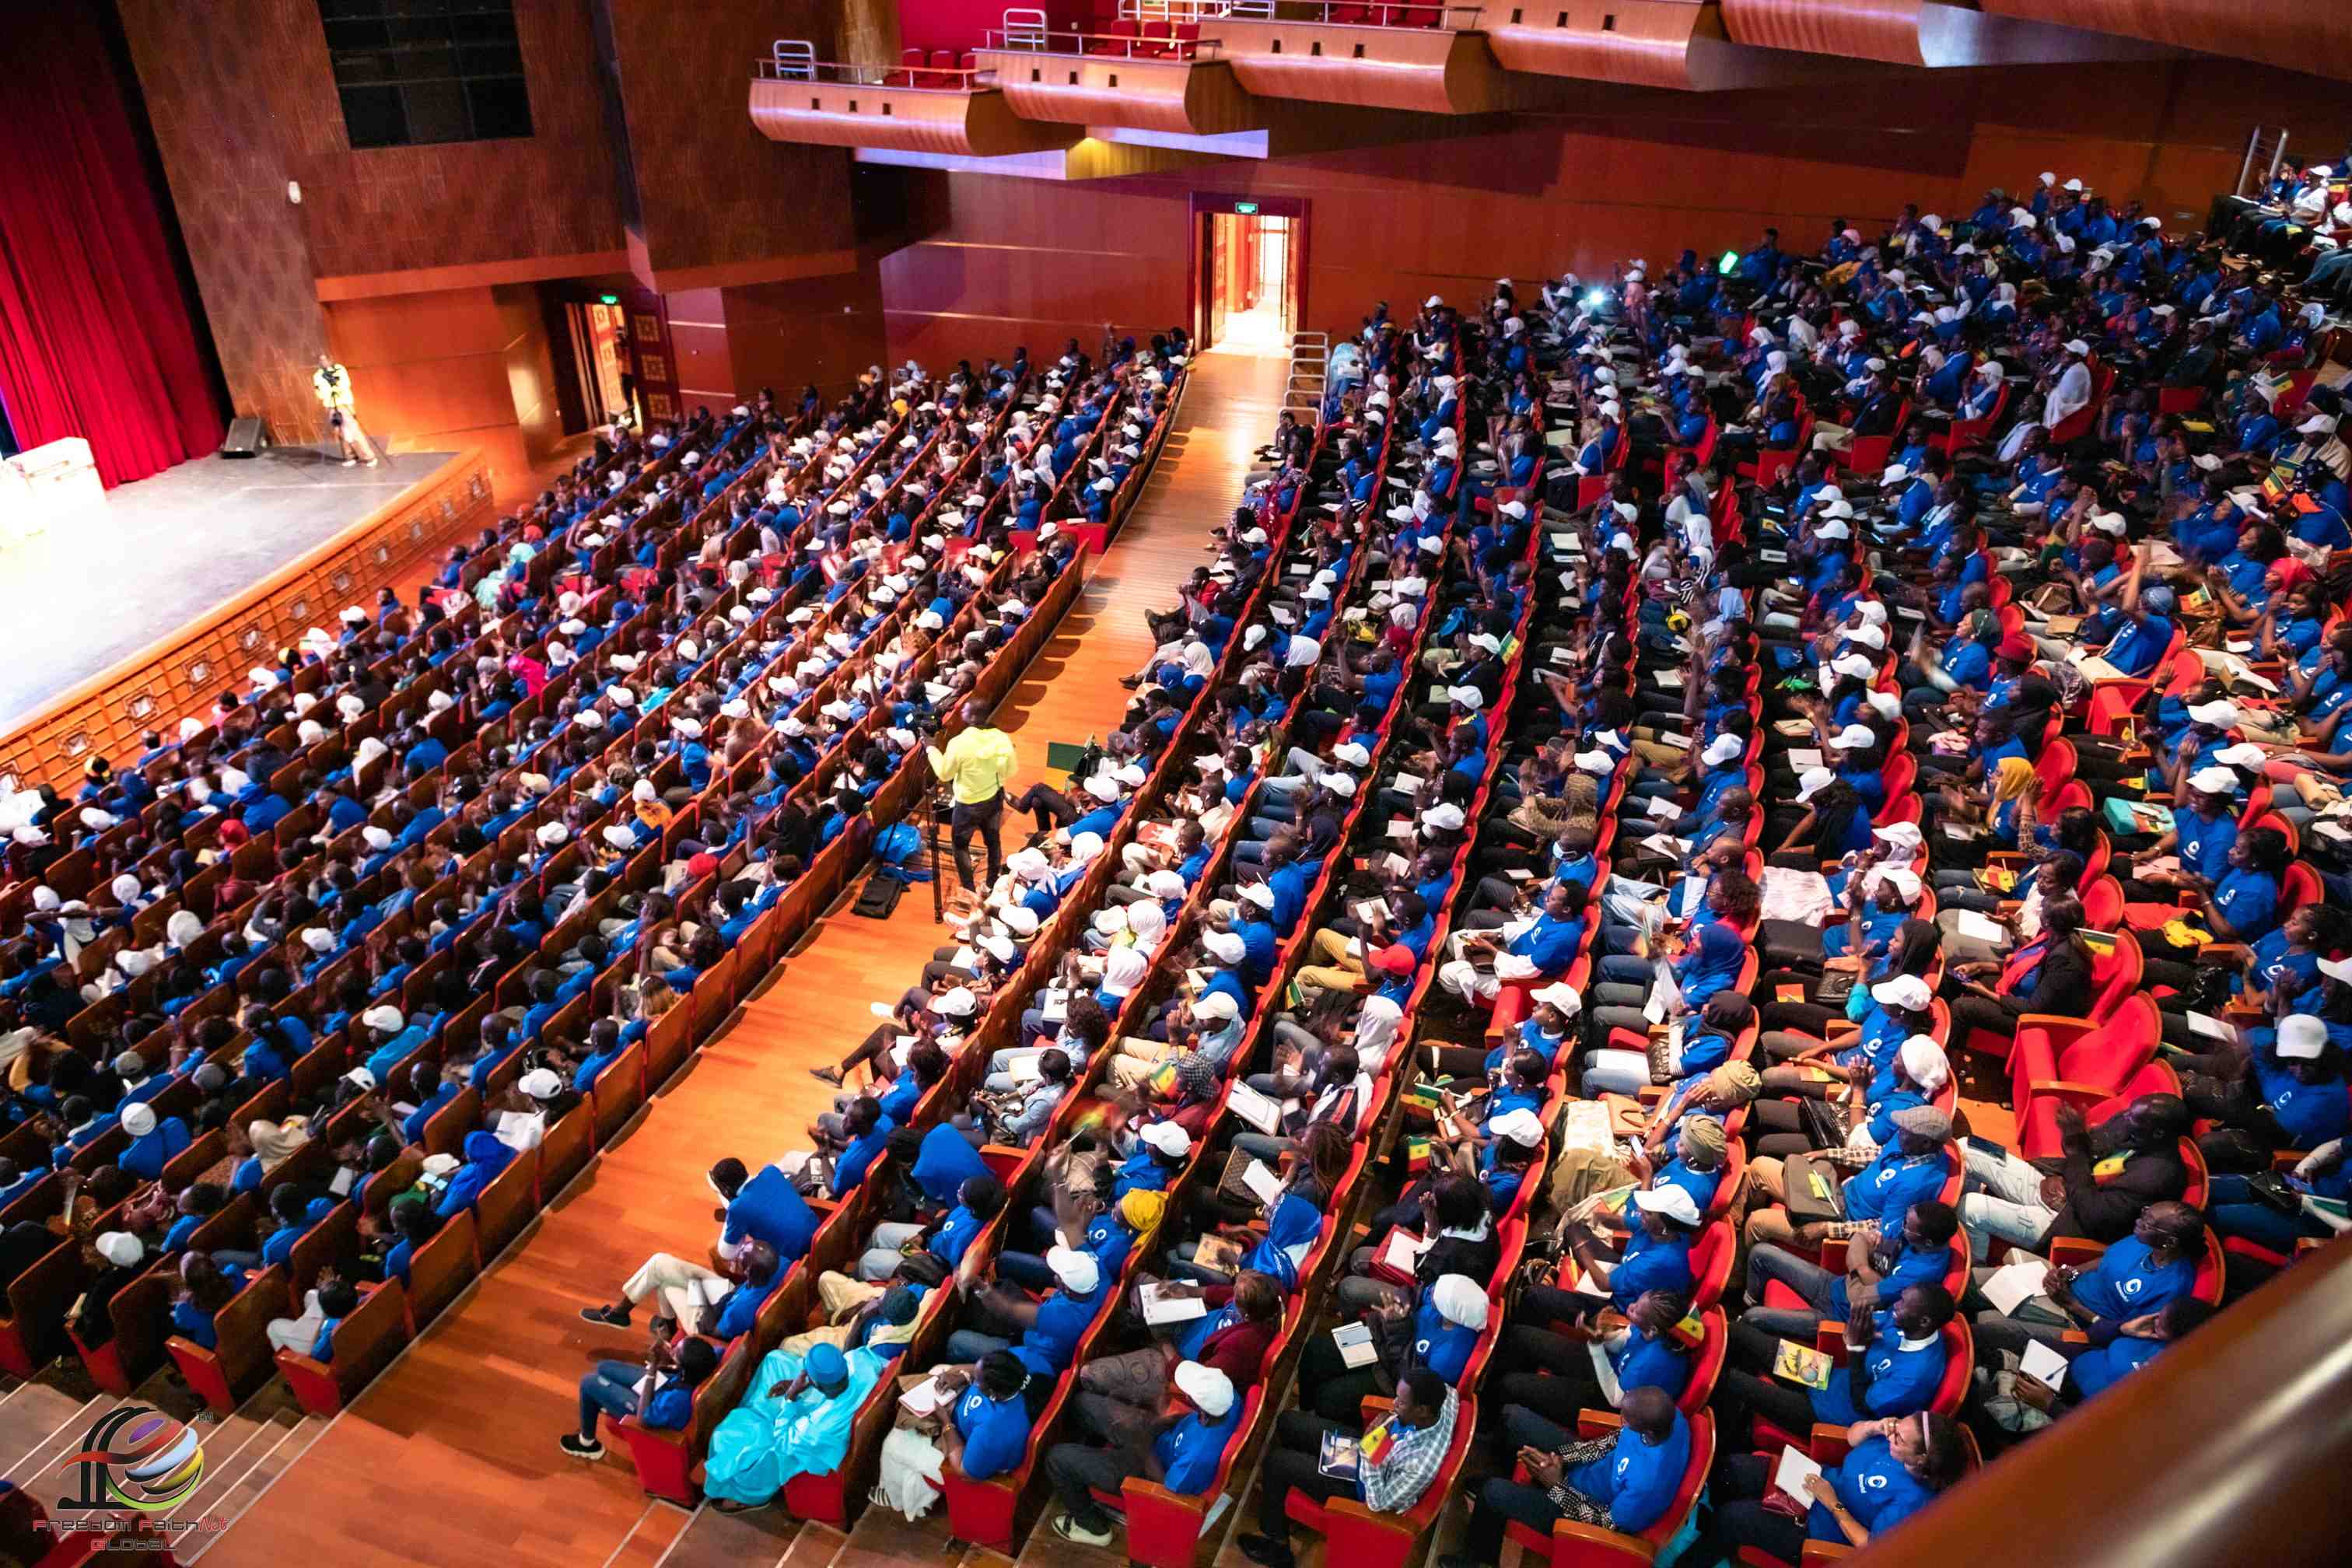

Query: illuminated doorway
[1202,208,1298,356]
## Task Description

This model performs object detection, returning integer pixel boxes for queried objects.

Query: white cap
[1871,974,1934,1011]
[1420,802,1466,832]
[95,1232,144,1269]
[1492,1107,1544,1147]
[1140,1120,1192,1157]
[1702,733,1744,767]
[1173,1360,1236,1417]
[1632,1185,1702,1225]
[1431,1274,1490,1330]
[2186,700,2240,727]
[1795,767,1836,802]
[2214,743,2269,768]
[933,985,978,1018]
[1872,866,1923,902]
[1829,723,1877,751]
[362,1005,404,1034]
[2064,338,2091,355]
[2187,766,2240,795]
[1846,623,1888,651]
[1047,1245,1102,1295]
[1831,653,1877,681]
[518,1068,563,1099]
[2277,1014,2328,1061]
[1899,1035,1952,1092]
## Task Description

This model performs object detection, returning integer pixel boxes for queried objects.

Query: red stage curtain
[0,5,225,488]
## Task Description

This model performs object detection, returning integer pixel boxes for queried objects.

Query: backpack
[871,822,930,883]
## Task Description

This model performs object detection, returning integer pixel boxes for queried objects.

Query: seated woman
[2175,1011,2350,1171]
[1485,1286,1694,1428]
[1713,1284,1957,1447]
[1941,895,2095,1055]
[872,1349,1052,1520]
[1713,1409,1969,1563]
[1927,756,2039,873]
[1079,1268,1285,1426]
[1167,1123,1346,1292]
[1294,1272,1488,1425]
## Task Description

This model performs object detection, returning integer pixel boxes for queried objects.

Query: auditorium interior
[1,2,2350,1566]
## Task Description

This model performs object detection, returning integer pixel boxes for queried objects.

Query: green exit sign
[599,293,620,305]
[1234,201,1258,215]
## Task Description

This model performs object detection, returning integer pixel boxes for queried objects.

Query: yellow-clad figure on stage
[313,352,380,467]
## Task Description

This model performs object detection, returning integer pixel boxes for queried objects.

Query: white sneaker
[1052,1513,1116,1547]
[342,458,357,467]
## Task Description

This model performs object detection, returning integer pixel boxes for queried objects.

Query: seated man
[579,1241,782,1339]
[1045,1359,1242,1547]
[1237,1367,1462,1568]
[709,1155,819,1265]
[562,1332,718,1460]
[1714,1283,1956,1446]
[1446,1384,1690,1568]
[1955,1094,2189,1258]
[1741,1199,1961,1341]
[1970,1200,2204,1361]
[705,1340,888,1514]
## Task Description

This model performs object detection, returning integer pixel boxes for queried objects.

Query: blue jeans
[946,1328,1013,1362]
[2207,1174,2319,1252]
[1744,1243,1840,1334]
[579,1360,642,1438]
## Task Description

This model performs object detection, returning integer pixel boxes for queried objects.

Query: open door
[1200,209,1300,357]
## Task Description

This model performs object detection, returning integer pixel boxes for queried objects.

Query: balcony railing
[758,45,995,92]
[981,26,1226,61]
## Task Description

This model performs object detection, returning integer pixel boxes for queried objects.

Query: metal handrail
[1283,332,1332,415]
[1122,1,1274,19]
[1196,2,1480,25]
[753,54,996,91]
[981,26,1224,61]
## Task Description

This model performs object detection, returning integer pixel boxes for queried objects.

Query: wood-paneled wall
[0,454,495,795]
[321,287,560,486]
[869,55,2352,359]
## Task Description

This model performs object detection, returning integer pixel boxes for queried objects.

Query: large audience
[4,152,2351,1567]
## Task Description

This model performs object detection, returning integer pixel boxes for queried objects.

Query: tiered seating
[0,348,1190,1430]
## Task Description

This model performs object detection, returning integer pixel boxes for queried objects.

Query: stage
[0,446,501,793]
[0,446,455,732]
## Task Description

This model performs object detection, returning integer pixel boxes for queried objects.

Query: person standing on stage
[313,352,380,467]
[926,700,1020,891]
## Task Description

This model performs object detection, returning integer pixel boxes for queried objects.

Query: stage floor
[0,446,454,730]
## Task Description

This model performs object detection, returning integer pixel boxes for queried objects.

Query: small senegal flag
[1360,1417,1398,1466]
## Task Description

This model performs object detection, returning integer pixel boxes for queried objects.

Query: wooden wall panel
[1718,0,1934,65]
[292,0,626,281]
[322,286,550,492]
[1979,0,2352,83]
[723,272,892,404]
[608,2,859,277]
[0,455,497,795]
[493,285,565,463]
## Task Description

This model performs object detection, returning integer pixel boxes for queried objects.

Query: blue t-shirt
[828,1116,896,1198]
[1810,1434,1934,1542]
[2071,1235,2196,1321]
[1566,1415,1691,1536]
[1155,1405,1242,1496]
[952,1384,1031,1480]
[723,1165,820,1263]
[1812,1314,1944,1424]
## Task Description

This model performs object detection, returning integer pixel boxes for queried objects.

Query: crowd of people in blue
[5,150,2352,1568]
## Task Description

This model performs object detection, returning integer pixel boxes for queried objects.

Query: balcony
[1475,0,1837,92]
[973,25,1260,137]
[1716,0,2175,69]
[1206,3,1568,114]
[747,51,1079,159]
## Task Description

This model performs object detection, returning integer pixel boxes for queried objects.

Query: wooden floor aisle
[194,351,1291,1568]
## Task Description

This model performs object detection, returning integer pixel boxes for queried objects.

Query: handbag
[1782,1153,1847,1225]
[1800,1096,1851,1150]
